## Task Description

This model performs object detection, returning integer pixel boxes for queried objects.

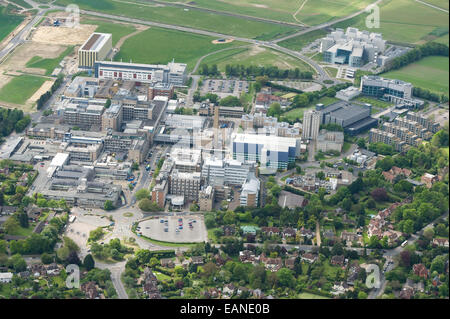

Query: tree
[277,268,294,288]
[138,199,160,212]
[371,188,389,202]
[83,254,95,270]
[3,216,20,234]
[104,200,115,211]
[66,251,81,265]
[41,253,54,265]
[9,254,27,272]
[135,189,150,201]
[267,103,282,118]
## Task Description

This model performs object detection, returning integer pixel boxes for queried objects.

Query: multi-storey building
[199,186,215,212]
[94,61,187,86]
[202,158,253,187]
[169,170,201,202]
[302,110,321,140]
[78,33,112,69]
[232,133,298,169]
[406,112,441,133]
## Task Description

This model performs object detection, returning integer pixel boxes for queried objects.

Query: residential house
[432,238,449,248]
[421,173,438,188]
[331,255,346,267]
[142,268,161,299]
[282,227,297,238]
[81,281,99,299]
[284,257,296,270]
[382,166,412,183]
[260,254,283,272]
[46,263,61,276]
[191,256,204,265]
[261,227,280,237]
[160,258,175,268]
[299,227,314,239]
[301,253,317,264]
[222,284,236,297]
[222,225,235,236]
[0,272,13,283]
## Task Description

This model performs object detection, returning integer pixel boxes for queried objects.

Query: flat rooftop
[81,33,112,52]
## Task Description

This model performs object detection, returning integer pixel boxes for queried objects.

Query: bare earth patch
[27,80,55,104]
[212,38,235,44]
[32,25,97,45]
[1,42,66,74]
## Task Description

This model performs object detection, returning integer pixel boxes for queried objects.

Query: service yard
[137,215,207,243]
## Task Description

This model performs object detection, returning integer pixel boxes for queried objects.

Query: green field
[282,96,338,122]
[332,0,449,45]
[81,18,136,46]
[114,27,243,71]
[423,0,449,10]
[298,292,329,299]
[9,0,32,9]
[158,0,374,26]
[0,6,25,43]
[55,0,296,40]
[293,0,373,26]
[199,45,314,73]
[278,29,328,51]
[354,96,394,109]
[26,46,74,76]
[382,56,449,95]
[0,75,47,105]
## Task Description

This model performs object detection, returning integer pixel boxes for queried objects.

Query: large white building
[302,110,321,140]
[321,27,386,67]
[232,133,299,169]
[78,33,113,69]
[94,60,187,86]
[201,158,253,187]
[240,174,260,207]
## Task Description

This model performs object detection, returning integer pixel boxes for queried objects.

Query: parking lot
[201,79,249,98]
[137,214,207,243]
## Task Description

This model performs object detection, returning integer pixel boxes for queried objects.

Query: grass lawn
[10,225,35,237]
[9,0,32,9]
[354,96,394,109]
[441,147,449,157]
[293,0,373,26]
[0,75,47,105]
[298,292,329,299]
[154,271,172,282]
[114,27,243,71]
[199,46,314,73]
[26,46,74,76]
[331,0,449,45]
[277,29,327,51]
[207,228,220,243]
[324,67,338,78]
[55,0,296,40]
[0,6,25,43]
[382,56,449,95]
[81,18,136,46]
[342,142,352,153]
[282,96,338,122]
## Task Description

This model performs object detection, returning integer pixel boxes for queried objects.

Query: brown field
[32,24,97,46]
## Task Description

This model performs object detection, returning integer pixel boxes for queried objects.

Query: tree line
[37,74,64,110]
[0,108,31,140]
[198,63,314,80]
[383,42,449,73]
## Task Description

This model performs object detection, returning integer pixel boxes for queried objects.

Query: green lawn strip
[55,0,296,40]
[81,18,137,46]
[0,7,25,43]
[382,56,449,95]
[114,27,244,71]
[0,75,47,105]
[26,46,75,76]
